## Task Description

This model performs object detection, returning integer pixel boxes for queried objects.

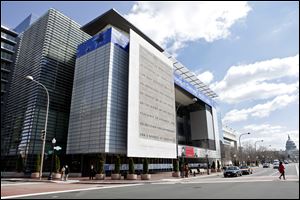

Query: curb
[1,173,224,185]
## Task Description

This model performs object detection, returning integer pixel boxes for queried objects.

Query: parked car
[273,162,279,169]
[239,166,253,175]
[284,160,289,164]
[263,163,270,168]
[224,166,242,177]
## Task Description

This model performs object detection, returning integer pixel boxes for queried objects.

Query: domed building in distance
[285,135,299,162]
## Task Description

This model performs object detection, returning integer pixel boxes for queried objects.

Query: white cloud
[222,94,299,123]
[197,71,214,85]
[125,1,251,55]
[241,124,299,150]
[211,54,299,103]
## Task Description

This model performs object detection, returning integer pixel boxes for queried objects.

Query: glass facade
[1,26,18,142]
[67,27,128,155]
[1,9,90,172]
[2,8,222,175]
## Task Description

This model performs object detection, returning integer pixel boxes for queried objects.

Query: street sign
[54,146,62,151]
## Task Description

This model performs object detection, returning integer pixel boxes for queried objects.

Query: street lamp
[233,154,237,166]
[255,140,264,151]
[239,132,251,149]
[247,155,250,166]
[48,138,56,180]
[26,75,50,180]
[238,132,250,165]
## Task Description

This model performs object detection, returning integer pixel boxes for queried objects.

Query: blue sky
[1,1,299,150]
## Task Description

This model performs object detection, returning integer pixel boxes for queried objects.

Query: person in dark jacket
[278,161,285,180]
[89,164,96,180]
[64,165,69,181]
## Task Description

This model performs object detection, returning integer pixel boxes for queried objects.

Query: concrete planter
[31,172,40,178]
[111,173,121,180]
[53,173,61,179]
[95,174,105,180]
[127,174,137,180]
[172,171,180,177]
[1,172,25,178]
[141,174,151,180]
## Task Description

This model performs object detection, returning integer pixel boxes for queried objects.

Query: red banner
[185,146,195,158]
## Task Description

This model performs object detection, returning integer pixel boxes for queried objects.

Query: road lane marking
[269,170,279,176]
[1,184,144,199]
[1,182,43,187]
[295,164,299,177]
[179,178,299,184]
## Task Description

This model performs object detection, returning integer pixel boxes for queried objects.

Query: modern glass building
[2,8,223,176]
[1,16,32,142]
[67,9,223,175]
[1,25,18,132]
[1,8,90,173]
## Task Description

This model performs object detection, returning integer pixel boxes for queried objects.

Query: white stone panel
[127,29,176,158]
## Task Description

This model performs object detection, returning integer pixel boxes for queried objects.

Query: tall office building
[1,26,18,131]
[1,8,90,172]
[1,15,32,141]
[67,9,222,174]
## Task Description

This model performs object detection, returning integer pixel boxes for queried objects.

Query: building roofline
[81,8,164,52]
[1,25,18,36]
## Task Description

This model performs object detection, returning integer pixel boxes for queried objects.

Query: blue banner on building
[173,72,216,108]
[77,27,129,58]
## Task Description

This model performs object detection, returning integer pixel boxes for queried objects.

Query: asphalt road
[13,181,299,199]
[4,163,298,199]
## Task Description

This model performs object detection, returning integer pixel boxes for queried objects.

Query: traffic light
[41,130,46,140]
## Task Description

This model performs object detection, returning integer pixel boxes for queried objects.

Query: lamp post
[255,140,264,151]
[48,138,56,180]
[26,75,49,180]
[247,155,250,166]
[233,154,237,166]
[239,132,251,149]
[238,132,250,164]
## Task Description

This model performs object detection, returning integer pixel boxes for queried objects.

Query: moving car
[263,163,270,168]
[273,162,279,169]
[224,166,242,177]
[239,166,253,175]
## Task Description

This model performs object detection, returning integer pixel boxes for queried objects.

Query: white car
[263,163,270,168]
[273,162,279,169]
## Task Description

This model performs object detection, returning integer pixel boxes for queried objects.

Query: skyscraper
[1,15,32,142]
[1,25,18,132]
[67,9,221,175]
[1,8,90,172]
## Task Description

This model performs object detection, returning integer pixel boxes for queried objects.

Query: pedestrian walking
[184,163,189,178]
[60,166,65,181]
[89,164,96,180]
[180,164,185,178]
[278,161,285,180]
[64,165,69,181]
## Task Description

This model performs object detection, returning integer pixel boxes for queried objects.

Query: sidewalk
[1,172,224,198]
[1,171,224,185]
